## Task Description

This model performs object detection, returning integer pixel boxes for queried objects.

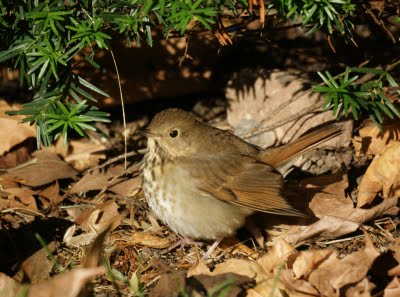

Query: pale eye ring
[169,129,179,138]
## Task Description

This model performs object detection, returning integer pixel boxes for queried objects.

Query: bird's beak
[136,129,148,137]
[136,128,158,138]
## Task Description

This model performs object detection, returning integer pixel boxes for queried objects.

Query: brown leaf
[308,230,379,297]
[21,241,58,284]
[28,266,105,297]
[345,277,375,297]
[27,226,108,297]
[37,181,64,206]
[0,100,36,156]
[226,70,352,149]
[280,269,320,297]
[128,232,172,249]
[309,173,398,221]
[64,140,106,171]
[149,269,185,297]
[0,187,38,212]
[188,273,254,297]
[257,239,294,274]
[1,151,77,187]
[246,279,286,297]
[69,169,112,193]
[109,176,141,196]
[292,249,333,279]
[64,201,126,247]
[285,216,359,246]
[358,142,400,207]
[384,277,400,297]
[353,122,400,156]
[0,272,21,297]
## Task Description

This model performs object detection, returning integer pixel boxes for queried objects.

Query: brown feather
[180,155,306,217]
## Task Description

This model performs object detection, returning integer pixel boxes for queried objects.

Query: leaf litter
[0,98,399,296]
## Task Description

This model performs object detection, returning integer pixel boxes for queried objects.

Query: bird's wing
[180,155,305,217]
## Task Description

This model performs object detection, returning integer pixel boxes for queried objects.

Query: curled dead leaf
[358,142,400,207]
[353,122,400,156]
[308,230,379,297]
[128,233,172,249]
[384,277,400,297]
[0,100,36,156]
[1,151,77,187]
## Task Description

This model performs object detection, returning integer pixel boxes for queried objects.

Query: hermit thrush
[140,108,341,240]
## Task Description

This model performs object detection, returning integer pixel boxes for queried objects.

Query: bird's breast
[141,151,252,240]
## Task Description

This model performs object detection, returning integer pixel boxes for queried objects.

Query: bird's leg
[160,237,204,254]
[202,237,223,260]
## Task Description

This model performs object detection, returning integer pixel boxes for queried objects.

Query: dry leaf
[280,269,320,297]
[64,201,126,247]
[308,231,379,297]
[1,151,77,187]
[226,69,352,149]
[0,100,36,156]
[64,140,106,171]
[188,273,253,297]
[358,142,400,207]
[246,279,286,297]
[0,272,21,297]
[21,241,58,284]
[384,277,400,297]
[292,249,333,279]
[128,232,172,249]
[345,277,375,297]
[149,269,185,297]
[27,267,105,297]
[37,181,64,207]
[257,239,294,273]
[70,165,129,194]
[0,187,38,212]
[109,176,141,196]
[69,169,112,193]
[353,122,400,156]
[286,215,360,245]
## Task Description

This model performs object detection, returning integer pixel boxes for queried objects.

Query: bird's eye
[169,129,179,138]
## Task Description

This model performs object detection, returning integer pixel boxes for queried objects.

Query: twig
[87,149,145,172]
[110,49,128,170]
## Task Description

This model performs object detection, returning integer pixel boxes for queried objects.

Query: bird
[140,108,341,241]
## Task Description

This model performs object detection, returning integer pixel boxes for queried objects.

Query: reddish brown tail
[259,123,343,169]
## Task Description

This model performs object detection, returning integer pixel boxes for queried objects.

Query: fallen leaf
[292,249,333,279]
[37,181,64,207]
[0,272,21,297]
[188,273,254,297]
[128,232,172,249]
[0,187,38,212]
[257,239,295,274]
[246,278,286,297]
[69,169,112,193]
[27,267,105,297]
[345,277,375,297]
[109,176,141,196]
[64,140,106,171]
[280,269,320,296]
[384,277,400,297]
[353,122,400,156]
[358,142,400,207]
[21,241,58,284]
[308,230,379,297]
[0,100,36,156]
[64,201,126,247]
[226,70,352,149]
[1,151,77,187]
[70,164,129,194]
[149,268,185,297]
